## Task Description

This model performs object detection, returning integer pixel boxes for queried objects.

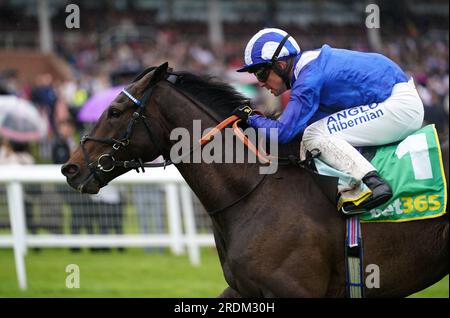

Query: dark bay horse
[62,63,448,297]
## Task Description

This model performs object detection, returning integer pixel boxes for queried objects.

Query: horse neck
[154,83,263,214]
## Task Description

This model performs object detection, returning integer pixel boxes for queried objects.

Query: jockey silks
[247,44,409,144]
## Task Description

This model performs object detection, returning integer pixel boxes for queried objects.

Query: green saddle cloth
[314,124,447,223]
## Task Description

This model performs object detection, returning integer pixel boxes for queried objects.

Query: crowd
[2,23,448,153]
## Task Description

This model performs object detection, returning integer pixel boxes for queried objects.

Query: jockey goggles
[254,66,271,82]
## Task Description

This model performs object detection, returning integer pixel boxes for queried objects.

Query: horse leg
[218,286,241,298]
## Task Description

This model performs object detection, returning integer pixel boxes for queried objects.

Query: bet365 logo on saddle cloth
[361,124,447,222]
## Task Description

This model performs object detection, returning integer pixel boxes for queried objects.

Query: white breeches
[302,78,424,179]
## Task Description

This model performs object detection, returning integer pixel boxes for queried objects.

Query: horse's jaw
[76,181,101,194]
[65,176,101,194]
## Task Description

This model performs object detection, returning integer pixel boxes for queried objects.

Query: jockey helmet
[237,28,301,73]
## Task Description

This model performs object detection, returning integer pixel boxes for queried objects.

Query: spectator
[51,119,77,164]
[423,90,448,136]
[31,73,58,134]
[0,69,20,96]
[0,138,34,165]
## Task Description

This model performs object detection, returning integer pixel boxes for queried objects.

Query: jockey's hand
[232,105,253,121]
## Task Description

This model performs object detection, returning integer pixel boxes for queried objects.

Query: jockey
[235,28,424,214]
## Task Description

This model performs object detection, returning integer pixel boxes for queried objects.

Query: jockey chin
[236,28,424,214]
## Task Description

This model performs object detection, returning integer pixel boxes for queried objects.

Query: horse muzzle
[61,162,102,194]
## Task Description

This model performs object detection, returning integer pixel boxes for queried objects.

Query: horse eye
[109,108,122,118]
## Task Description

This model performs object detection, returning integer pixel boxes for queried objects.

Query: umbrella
[78,86,124,122]
[0,95,48,142]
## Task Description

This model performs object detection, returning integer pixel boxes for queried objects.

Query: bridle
[77,70,302,213]
[79,72,219,190]
[79,82,170,192]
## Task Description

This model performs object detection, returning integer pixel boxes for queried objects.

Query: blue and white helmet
[237,28,301,72]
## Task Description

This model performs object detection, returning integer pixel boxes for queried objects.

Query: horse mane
[171,72,250,119]
[132,67,248,119]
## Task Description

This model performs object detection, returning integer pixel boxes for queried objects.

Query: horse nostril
[61,163,80,178]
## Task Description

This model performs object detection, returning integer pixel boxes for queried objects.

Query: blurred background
[0,0,448,297]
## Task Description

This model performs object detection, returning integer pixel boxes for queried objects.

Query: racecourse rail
[0,164,215,290]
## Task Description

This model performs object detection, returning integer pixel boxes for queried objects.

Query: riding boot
[302,135,392,214]
[342,171,393,214]
[362,171,393,208]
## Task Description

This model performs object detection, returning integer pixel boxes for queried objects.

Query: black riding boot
[342,171,393,215]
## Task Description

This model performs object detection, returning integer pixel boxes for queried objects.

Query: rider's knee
[303,123,327,148]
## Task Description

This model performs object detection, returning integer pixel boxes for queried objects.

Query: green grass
[409,275,449,298]
[0,248,447,298]
[0,248,227,298]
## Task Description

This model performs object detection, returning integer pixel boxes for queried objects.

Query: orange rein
[198,112,273,164]
[199,114,239,145]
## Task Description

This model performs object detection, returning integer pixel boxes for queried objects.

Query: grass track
[0,248,447,298]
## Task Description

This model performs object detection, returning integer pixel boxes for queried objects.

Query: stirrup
[299,149,321,171]
[340,205,367,216]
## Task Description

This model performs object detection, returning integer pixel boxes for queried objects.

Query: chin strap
[272,57,295,90]
[267,34,295,90]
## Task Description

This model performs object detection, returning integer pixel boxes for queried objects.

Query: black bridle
[78,73,211,192]
[78,83,170,192]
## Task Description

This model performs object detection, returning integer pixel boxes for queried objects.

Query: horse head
[61,62,171,194]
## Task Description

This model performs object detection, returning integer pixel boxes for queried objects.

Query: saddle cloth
[310,124,447,222]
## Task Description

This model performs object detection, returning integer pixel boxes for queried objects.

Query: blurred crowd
[0,21,448,165]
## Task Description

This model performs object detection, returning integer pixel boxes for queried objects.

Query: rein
[79,72,302,213]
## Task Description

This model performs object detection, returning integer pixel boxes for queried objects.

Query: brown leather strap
[232,119,272,164]
[199,114,239,145]
[198,111,273,165]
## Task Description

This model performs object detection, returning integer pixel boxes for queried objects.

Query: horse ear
[137,62,169,90]
[152,62,169,83]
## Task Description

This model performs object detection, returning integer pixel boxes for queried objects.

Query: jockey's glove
[232,105,253,121]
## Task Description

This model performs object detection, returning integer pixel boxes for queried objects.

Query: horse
[61,63,448,297]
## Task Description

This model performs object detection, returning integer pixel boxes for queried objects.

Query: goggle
[254,67,271,82]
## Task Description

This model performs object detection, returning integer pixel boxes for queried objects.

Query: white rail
[0,164,215,290]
